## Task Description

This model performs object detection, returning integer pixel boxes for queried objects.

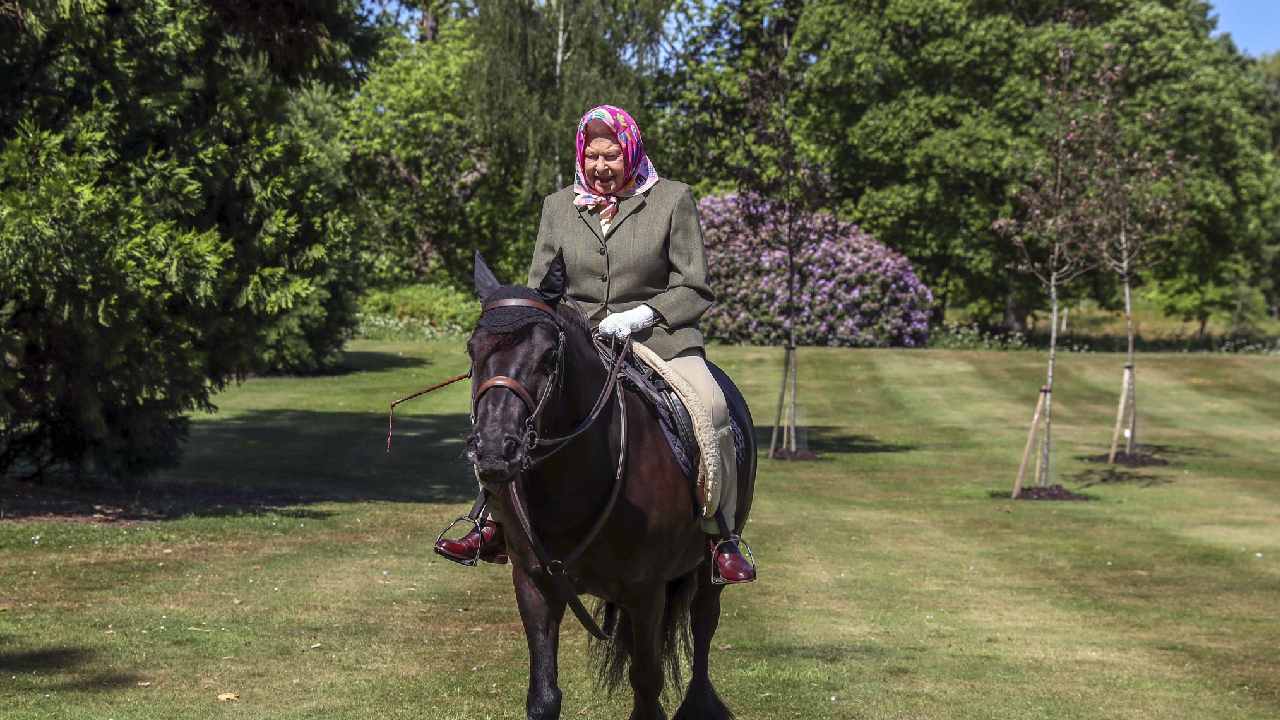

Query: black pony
[465,252,756,720]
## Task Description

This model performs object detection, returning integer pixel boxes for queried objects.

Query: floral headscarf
[572,105,661,222]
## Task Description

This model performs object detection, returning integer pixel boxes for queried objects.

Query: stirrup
[434,515,482,567]
[710,535,757,586]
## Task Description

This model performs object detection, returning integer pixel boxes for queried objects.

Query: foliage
[927,323,1028,351]
[699,194,932,348]
[657,1,1280,331]
[346,1,670,287]
[356,284,480,340]
[344,26,480,287]
[0,1,378,480]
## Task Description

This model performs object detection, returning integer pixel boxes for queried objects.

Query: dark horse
[464,252,755,720]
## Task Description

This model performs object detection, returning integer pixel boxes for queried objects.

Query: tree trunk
[1037,275,1059,488]
[554,0,567,190]
[769,346,790,458]
[1004,292,1029,334]
[787,332,798,454]
[1122,268,1138,455]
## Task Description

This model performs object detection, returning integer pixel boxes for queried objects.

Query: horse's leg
[674,565,733,720]
[626,588,669,720]
[513,565,566,720]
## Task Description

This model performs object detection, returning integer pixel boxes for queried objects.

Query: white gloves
[597,304,659,339]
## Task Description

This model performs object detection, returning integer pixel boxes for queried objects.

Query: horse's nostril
[502,436,520,459]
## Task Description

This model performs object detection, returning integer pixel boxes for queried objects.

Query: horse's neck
[548,331,609,434]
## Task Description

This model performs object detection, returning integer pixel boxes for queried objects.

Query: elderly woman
[436,105,754,584]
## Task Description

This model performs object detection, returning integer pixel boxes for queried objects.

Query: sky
[1209,0,1280,57]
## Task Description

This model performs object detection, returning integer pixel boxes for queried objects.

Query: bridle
[469,298,629,472]
[469,297,632,641]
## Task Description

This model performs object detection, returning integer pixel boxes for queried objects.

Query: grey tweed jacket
[526,179,715,360]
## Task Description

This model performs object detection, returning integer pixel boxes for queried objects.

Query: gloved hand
[597,304,658,339]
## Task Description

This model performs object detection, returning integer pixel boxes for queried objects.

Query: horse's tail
[589,570,697,695]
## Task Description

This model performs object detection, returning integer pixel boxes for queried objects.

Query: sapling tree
[724,0,826,459]
[996,46,1098,492]
[1088,59,1186,462]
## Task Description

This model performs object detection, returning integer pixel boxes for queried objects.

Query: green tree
[1253,50,1280,317]
[658,0,1280,333]
[0,1,379,480]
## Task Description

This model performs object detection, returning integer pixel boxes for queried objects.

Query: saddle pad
[628,343,721,519]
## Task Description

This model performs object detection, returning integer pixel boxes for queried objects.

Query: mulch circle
[1012,484,1093,501]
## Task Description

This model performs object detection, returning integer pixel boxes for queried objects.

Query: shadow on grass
[0,645,93,673]
[1,411,477,522]
[1072,466,1173,489]
[333,349,433,374]
[250,350,432,378]
[0,639,141,692]
[753,426,916,456]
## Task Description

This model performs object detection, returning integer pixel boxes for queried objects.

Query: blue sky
[1209,0,1280,57]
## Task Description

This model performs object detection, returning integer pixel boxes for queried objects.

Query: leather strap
[483,298,557,316]
[386,370,471,452]
[505,338,631,641]
[474,375,537,413]
[527,340,630,459]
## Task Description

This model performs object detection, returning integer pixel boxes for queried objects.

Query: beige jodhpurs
[667,350,738,535]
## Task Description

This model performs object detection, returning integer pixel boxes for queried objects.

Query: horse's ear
[537,249,567,304]
[473,250,502,299]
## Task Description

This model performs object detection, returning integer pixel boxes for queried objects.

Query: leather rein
[388,297,630,640]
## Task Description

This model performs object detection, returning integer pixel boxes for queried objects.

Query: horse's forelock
[474,285,591,341]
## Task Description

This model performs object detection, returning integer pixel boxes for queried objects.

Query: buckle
[434,515,482,567]
[709,535,757,586]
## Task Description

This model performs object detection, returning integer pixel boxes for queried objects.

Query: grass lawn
[2,340,1278,719]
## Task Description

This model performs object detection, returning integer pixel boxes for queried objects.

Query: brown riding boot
[711,537,756,584]
[435,519,509,566]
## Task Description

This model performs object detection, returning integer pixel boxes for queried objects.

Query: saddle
[595,344,747,491]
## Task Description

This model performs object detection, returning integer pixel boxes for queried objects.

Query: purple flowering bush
[699,194,933,347]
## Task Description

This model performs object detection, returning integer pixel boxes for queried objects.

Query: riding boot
[711,538,756,584]
[435,491,509,566]
[709,510,756,584]
[435,518,509,565]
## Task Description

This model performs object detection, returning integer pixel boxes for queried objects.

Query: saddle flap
[597,344,702,482]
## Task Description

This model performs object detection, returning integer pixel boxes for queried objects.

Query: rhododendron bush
[699,194,933,347]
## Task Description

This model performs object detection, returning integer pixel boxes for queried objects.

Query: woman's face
[583,121,626,195]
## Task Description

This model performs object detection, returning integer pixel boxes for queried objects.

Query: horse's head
[465,250,574,484]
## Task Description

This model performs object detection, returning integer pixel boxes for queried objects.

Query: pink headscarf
[572,105,661,222]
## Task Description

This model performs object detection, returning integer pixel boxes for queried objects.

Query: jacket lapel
[610,193,647,236]
[576,205,605,244]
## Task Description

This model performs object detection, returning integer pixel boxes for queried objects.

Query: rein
[385,297,631,640]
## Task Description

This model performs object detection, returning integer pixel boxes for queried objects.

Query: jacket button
[600,273,608,282]
[597,246,606,255]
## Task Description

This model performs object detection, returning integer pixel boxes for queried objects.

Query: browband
[482,298,557,316]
